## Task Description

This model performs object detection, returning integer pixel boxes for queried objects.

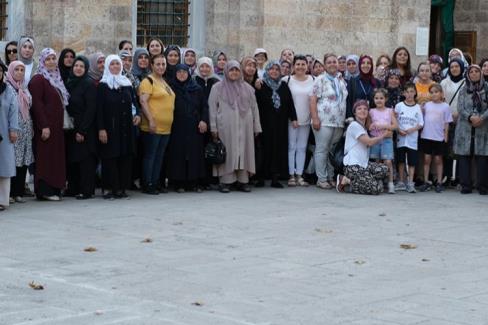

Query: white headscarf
[194,56,216,80]
[100,54,132,89]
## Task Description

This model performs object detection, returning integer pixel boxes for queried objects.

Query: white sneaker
[406,182,416,193]
[388,182,395,194]
[394,182,407,191]
[43,195,61,201]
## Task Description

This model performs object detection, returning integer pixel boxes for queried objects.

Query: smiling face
[417,63,432,82]
[312,62,324,76]
[63,51,75,67]
[167,50,180,65]
[6,44,17,62]
[373,92,386,108]
[217,54,227,70]
[184,51,196,66]
[324,55,338,75]
[20,41,34,60]
[137,54,149,69]
[429,87,443,102]
[72,60,86,77]
[108,60,121,75]
[280,62,291,76]
[152,56,166,77]
[12,65,25,82]
[228,67,241,81]
[44,54,57,71]
[482,61,488,76]
[293,59,307,76]
[255,53,267,66]
[387,75,400,88]
[267,64,280,79]
[148,40,162,56]
[176,68,189,82]
[395,49,409,66]
[449,62,461,77]
[280,49,294,63]
[360,58,372,74]
[378,56,390,68]
[198,63,211,78]
[347,60,357,74]
[243,61,256,78]
[121,56,132,71]
[354,103,369,122]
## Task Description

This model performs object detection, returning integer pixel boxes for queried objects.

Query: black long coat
[96,84,137,159]
[194,76,220,100]
[66,78,97,162]
[255,82,297,178]
[167,83,209,181]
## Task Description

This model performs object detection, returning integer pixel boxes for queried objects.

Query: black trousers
[102,156,132,193]
[458,155,488,192]
[10,166,28,197]
[67,155,97,196]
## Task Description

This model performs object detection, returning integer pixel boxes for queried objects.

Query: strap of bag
[449,80,465,106]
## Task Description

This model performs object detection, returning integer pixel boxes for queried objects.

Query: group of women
[1,36,488,210]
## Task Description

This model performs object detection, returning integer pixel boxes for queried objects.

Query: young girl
[419,84,453,192]
[395,82,424,193]
[429,54,444,83]
[415,62,435,105]
[369,88,398,193]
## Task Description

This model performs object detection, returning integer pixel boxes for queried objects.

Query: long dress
[208,82,262,177]
[255,82,297,179]
[29,74,66,195]
[167,81,208,184]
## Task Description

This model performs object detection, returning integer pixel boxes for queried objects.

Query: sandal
[288,176,297,187]
[296,176,309,187]
[0,205,5,211]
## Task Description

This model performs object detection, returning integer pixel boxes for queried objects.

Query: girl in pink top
[369,88,398,193]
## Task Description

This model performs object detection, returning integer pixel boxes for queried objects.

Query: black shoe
[479,190,488,195]
[460,188,472,194]
[254,180,265,187]
[419,183,431,192]
[271,181,284,188]
[103,192,115,200]
[237,183,251,192]
[219,184,230,193]
[142,187,159,195]
[115,191,128,198]
[76,194,93,200]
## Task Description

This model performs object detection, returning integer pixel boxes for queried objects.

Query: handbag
[329,136,345,175]
[205,139,226,165]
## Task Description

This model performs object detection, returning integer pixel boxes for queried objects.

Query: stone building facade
[1,0,486,65]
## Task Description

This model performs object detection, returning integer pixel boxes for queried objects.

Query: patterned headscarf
[100,55,133,90]
[37,48,69,106]
[6,60,32,121]
[465,65,486,112]
[262,60,282,109]
[220,60,255,116]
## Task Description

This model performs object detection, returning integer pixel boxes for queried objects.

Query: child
[369,88,398,193]
[419,84,453,192]
[415,62,435,105]
[429,54,444,83]
[394,82,424,193]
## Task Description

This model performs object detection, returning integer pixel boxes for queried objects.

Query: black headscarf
[66,55,90,92]
[170,64,200,96]
[131,48,150,80]
[164,45,181,81]
[447,58,465,83]
[58,48,76,84]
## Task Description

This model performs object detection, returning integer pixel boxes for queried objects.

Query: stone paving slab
[1,187,488,325]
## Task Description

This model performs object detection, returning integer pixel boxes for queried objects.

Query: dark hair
[323,53,337,64]
[403,81,417,93]
[280,60,291,68]
[480,58,488,75]
[428,83,443,93]
[293,54,307,65]
[390,47,412,78]
[146,38,165,56]
[4,41,17,65]
[376,54,391,68]
[464,52,473,65]
[373,88,388,99]
[118,40,132,51]
[150,53,166,65]
[417,61,431,73]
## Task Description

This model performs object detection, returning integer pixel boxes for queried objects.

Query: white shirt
[343,121,369,168]
[23,62,34,88]
[284,75,314,125]
[440,77,465,114]
[395,102,424,150]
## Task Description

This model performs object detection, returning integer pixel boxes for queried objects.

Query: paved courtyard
[1,187,488,325]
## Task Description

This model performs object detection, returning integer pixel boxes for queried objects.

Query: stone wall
[454,0,488,62]
[205,0,431,65]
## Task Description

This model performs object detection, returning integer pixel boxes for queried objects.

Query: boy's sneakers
[435,184,444,193]
[419,182,432,192]
[406,182,416,193]
[394,182,407,191]
[388,182,395,194]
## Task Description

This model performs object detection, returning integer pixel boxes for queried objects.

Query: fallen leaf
[315,228,333,234]
[29,281,44,290]
[348,274,355,277]
[354,260,366,265]
[421,258,430,262]
[400,244,417,250]
[84,246,97,252]
[141,238,153,243]
[379,212,386,216]
[95,310,103,315]
[192,301,204,306]
[172,222,183,226]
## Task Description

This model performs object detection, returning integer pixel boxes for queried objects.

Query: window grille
[137,0,190,47]
[0,1,7,40]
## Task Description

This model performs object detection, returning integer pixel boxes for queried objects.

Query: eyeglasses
[6,49,17,55]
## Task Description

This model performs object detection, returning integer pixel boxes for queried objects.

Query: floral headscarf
[37,48,69,106]
[262,60,282,109]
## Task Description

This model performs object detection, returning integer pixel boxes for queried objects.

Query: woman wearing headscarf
[5,41,18,66]
[18,37,37,88]
[6,61,33,203]
[241,56,258,88]
[344,54,359,82]
[255,60,297,188]
[58,48,76,84]
[338,55,347,77]
[97,55,141,199]
[212,50,227,80]
[131,48,151,89]
[208,60,262,193]
[0,61,19,210]
[429,54,444,83]
[28,48,69,201]
[390,47,413,86]
[181,48,197,75]
[65,56,98,199]
[167,64,208,192]
[454,65,488,194]
[442,48,469,78]
[118,50,137,88]
[480,58,488,80]
[164,45,181,81]
[87,52,105,86]
[346,55,380,118]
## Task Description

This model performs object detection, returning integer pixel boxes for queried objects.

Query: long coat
[29,74,66,189]
[255,82,297,178]
[96,84,137,159]
[454,83,488,156]
[66,78,98,162]
[167,84,209,181]
[195,76,220,100]
[0,86,19,177]
[208,82,262,176]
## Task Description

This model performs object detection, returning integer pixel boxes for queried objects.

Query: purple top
[421,101,453,141]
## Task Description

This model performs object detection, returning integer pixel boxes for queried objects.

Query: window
[454,31,477,63]
[137,0,190,47]
[0,1,7,40]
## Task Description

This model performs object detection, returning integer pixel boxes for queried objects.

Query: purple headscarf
[220,60,255,116]
[37,48,69,106]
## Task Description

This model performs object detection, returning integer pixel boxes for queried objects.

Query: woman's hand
[99,130,108,144]
[133,115,141,126]
[41,128,50,141]
[198,121,208,134]
[75,132,85,143]
[9,131,18,143]
[148,119,157,134]
[292,120,299,129]
[312,117,320,131]
[254,79,263,90]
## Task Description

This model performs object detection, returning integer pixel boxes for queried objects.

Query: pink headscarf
[37,48,70,106]
[6,60,32,121]
[220,60,255,116]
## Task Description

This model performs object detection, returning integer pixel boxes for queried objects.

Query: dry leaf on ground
[29,281,44,290]
[192,301,204,306]
[400,244,417,250]
[379,212,387,216]
[95,310,104,315]
[354,260,366,265]
[315,228,333,234]
[421,258,430,262]
[141,238,153,243]
[84,246,97,252]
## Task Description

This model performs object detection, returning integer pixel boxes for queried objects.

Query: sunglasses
[6,49,17,55]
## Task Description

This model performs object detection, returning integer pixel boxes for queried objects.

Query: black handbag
[329,136,345,175]
[205,139,226,165]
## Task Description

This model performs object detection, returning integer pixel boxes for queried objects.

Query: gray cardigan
[454,83,488,156]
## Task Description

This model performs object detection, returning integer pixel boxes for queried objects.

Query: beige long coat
[208,82,262,176]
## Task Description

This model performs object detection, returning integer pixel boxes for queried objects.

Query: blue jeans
[142,132,170,187]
